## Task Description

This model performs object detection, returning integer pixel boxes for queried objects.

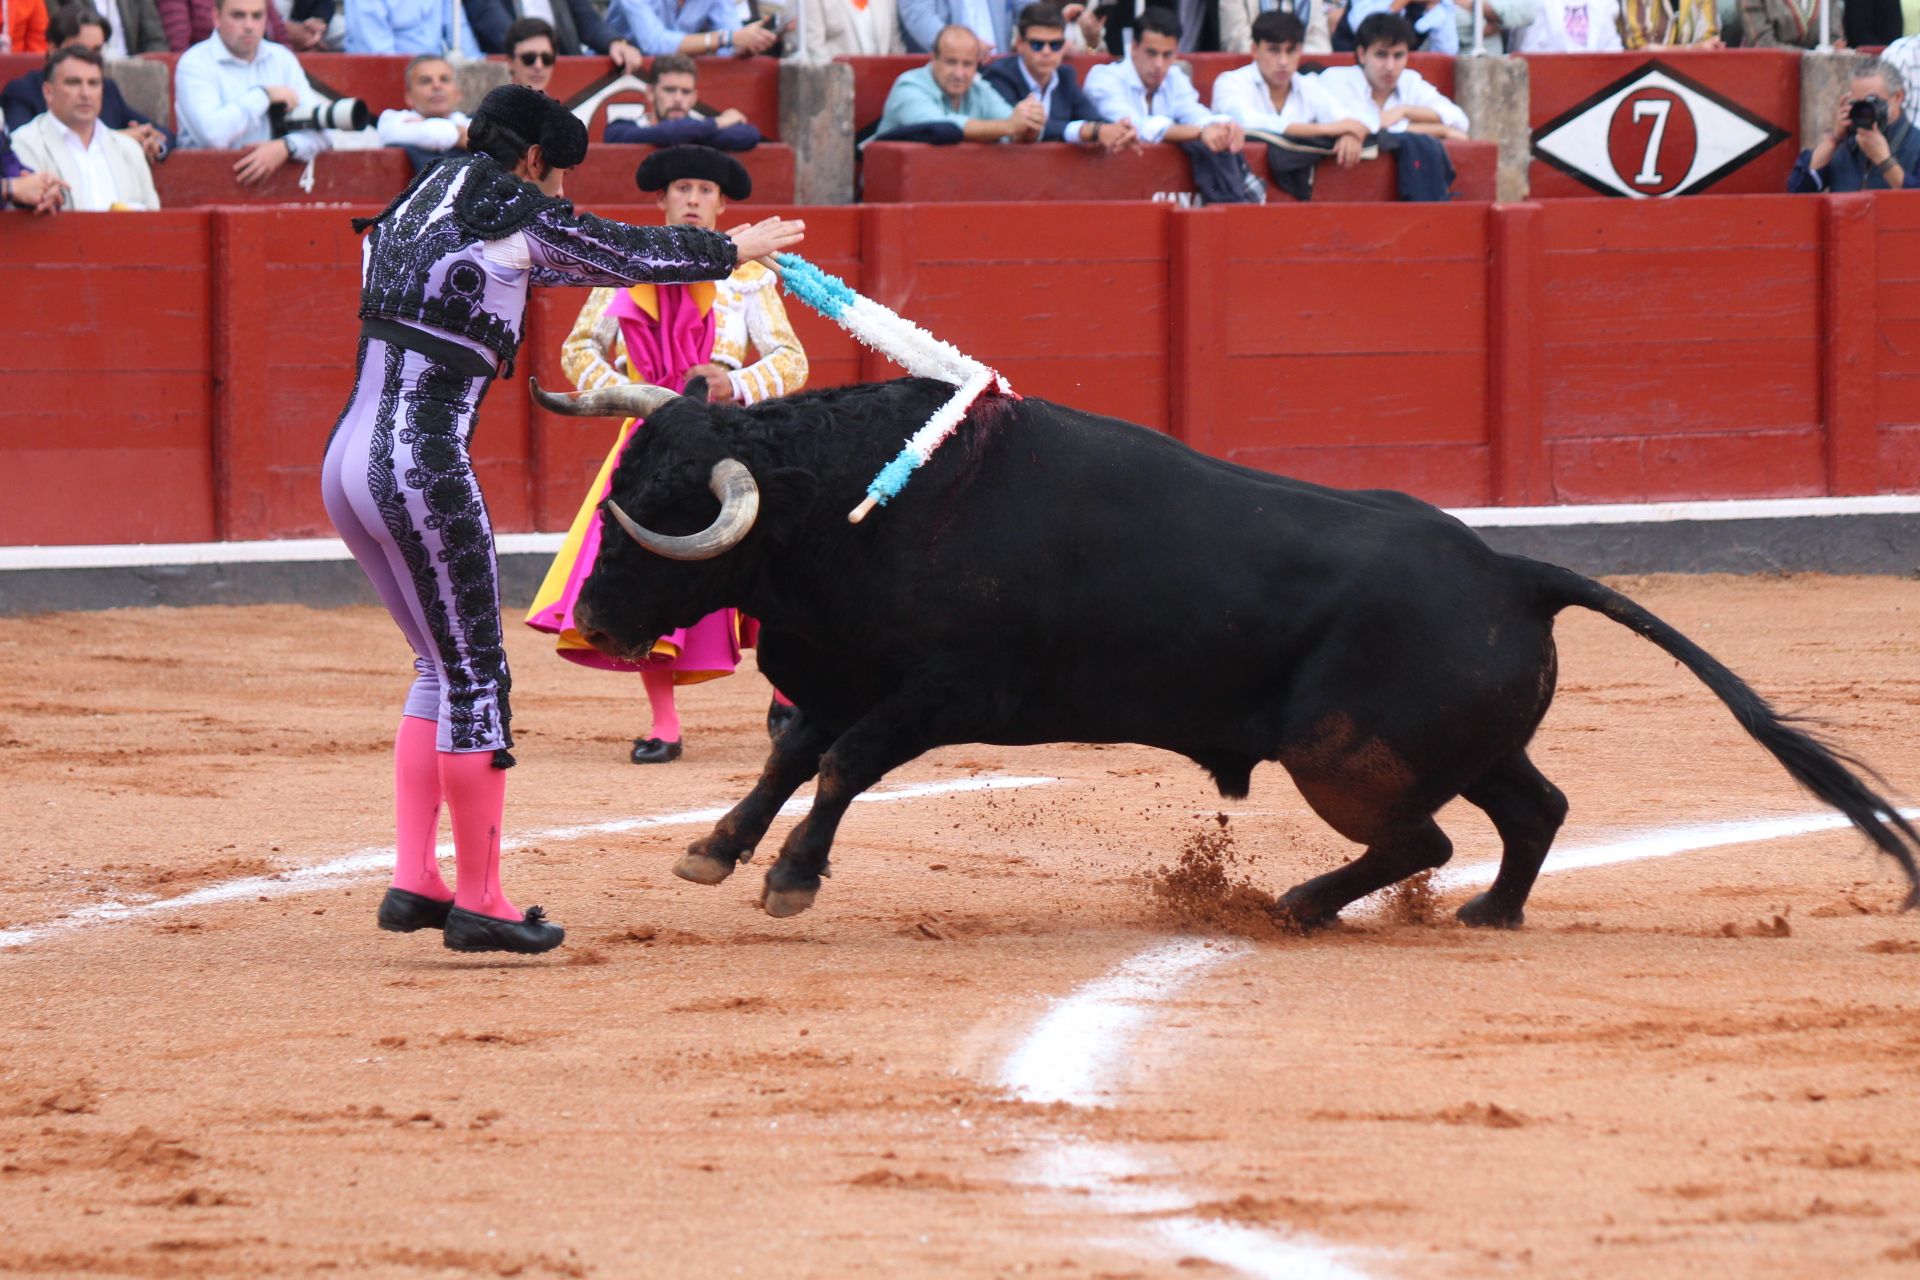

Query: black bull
[554,376,1920,926]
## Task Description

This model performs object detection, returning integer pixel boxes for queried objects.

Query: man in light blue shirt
[899,0,1015,54]
[874,24,1045,140]
[345,0,480,55]
[175,0,333,185]
[605,0,779,57]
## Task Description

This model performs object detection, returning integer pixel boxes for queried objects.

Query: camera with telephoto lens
[1848,95,1890,134]
[268,96,370,137]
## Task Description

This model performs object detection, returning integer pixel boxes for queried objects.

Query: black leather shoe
[377,887,453,933]
[442,904,565,955]
[766,699,798,741]
[630,737,684,764]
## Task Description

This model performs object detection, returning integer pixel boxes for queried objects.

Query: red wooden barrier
[153,147,414,206]
[860,138,1497,202]
[0,213,217,544]
[856,202,1172,428]
[1173,202,1494,505]
[1531,194,1826,501]
[6,195,1920,547]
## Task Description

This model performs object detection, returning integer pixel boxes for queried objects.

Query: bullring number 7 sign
[1532,62,1789,198]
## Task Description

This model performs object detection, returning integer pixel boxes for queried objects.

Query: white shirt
[1508,0,1623,50]
[1013,58,1089,145]
[520,0,556,23]
[1209,61,1344,133]
[175,33,333,159]
[42,115,123,209]
[102,16,131,59]
[376,107,470,150]
[1083,56,1226,145]
[1315,65,1469,134]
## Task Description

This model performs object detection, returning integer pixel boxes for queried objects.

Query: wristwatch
[1875,156,1897,176]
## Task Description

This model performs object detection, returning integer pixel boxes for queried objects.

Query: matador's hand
[727,216,806,264]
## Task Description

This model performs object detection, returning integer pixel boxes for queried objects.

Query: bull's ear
[681,373,712,402]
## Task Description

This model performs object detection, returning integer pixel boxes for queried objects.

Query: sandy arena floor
[0,574,1917,1278]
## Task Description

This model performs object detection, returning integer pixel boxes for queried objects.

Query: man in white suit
[10,45,160,209]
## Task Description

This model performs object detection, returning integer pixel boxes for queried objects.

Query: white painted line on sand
[9,494,1917,572]
[1000,803,1916,1278]
[0,773,1056,951]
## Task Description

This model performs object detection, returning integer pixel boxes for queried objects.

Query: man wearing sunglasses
[982,1,1136,151]
[467,0,645,72]
[505,16,556,91]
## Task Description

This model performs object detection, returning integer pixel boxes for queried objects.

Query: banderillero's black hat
[635,145,753,201]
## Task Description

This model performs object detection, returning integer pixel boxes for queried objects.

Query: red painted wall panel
[0,213,216,544]
[1534,196,1826,499]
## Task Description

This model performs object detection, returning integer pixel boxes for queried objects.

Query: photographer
[1789,56,1920,193]
[176,0,336,185]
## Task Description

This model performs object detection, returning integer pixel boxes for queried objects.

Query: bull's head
[531,378,768,662]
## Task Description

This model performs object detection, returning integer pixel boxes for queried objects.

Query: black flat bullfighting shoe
[630,737,684,764]
[766,699,798,741]
[377,887,453,933]
[442,905,565,955]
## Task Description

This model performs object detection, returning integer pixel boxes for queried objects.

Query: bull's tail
[1521,557,1920,909]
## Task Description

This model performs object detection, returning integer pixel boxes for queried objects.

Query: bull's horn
[529,377,680,420]
[606,459,760,561]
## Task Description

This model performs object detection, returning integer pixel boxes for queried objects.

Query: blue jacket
[1788,115,1920,193]
[980,56,1100,143]
[1,71,176,154]
[464,0,617,54]
[605,114,761,151]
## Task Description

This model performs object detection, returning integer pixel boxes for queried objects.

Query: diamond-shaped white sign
[1532,62,1789,198]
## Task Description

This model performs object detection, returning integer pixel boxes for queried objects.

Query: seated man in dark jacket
[1788,55,1920,194]
[464,0,645,70]
[981,1,1134,151]
[2,5,175,159]
[605,54,762,150]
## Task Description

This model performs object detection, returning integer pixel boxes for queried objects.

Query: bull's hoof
[673,850,737,885]
[759,881,819,918]
[1275,888,1338,932]
[1456,892,1524,930]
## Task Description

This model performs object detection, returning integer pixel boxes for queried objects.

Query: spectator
[273,0,336,48]
[1842,0,1894,46]
[90,0,173,54]
[464,0,644,69]
[1085,8,1241,152]
[2,119,68,209]
[4,5,174,161]
[376,52,467,161]
[344,0,479,53]
[158,0,311,48]
[982,2,1135,151]
[1506,0,1623,47]
[1621,0,1721,43]
[1742,0,1839,46]
[1789,54,1919,192]
[799,0,904,55]
[9,45,160,206]
[606,53,761,150]
[175,0,333,185]
[2,0,50,51]
[604,0,777,57]
[1345,0,1460,49]
[873,24,1044,142]
[1450,0,1539,49]
[1212,10,1359,150]
[1221,0,1339,51]
[505,15,554,89]
[899,0,1014,54]
[1319,13,1464,134]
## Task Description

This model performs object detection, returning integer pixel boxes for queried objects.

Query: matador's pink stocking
[392,715,451,901]
[439,750,518,921]
[642,667,682,743]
